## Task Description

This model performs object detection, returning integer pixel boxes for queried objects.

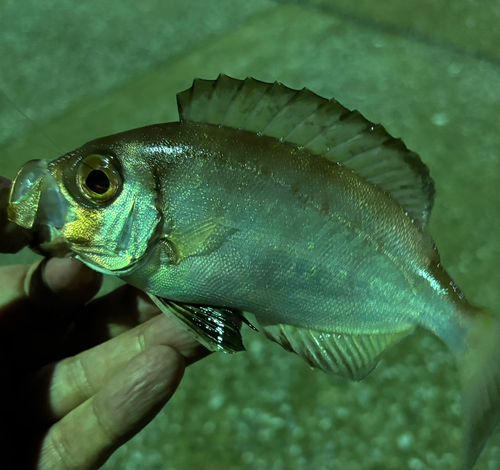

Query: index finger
[0,176,32,253]
[0,258,102,336]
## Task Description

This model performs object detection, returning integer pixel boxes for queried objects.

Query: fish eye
[86,170,110,195]
[76,154,122,204]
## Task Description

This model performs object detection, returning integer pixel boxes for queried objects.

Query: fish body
[109,123,452,335]
[7,75,500,468]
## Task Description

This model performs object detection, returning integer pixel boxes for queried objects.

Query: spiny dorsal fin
[261,322,415,381]
[177,75,435,231]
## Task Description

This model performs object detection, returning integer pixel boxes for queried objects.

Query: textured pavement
[1,1,500,469]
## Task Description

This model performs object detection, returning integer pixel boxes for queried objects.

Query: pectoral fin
[165,217,239,264]
[261,322,415,380]
[148,293,252,353]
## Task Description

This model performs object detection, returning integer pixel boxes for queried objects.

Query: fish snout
[8,159,71,257]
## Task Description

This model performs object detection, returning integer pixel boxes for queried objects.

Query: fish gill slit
[112,199,133,254]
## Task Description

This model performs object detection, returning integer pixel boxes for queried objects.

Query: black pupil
[86,170,110,195]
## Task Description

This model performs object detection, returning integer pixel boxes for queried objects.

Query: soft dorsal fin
[177,75,435,230]
[261,322,415,380]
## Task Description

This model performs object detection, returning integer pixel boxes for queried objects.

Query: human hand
[0,177,208,469]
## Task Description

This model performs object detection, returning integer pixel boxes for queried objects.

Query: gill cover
[9,153,162,275]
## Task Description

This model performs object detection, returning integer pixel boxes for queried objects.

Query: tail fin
[455,308,500,469]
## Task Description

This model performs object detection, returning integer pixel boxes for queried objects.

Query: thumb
[0,258,102,334]
[26,257,103,307]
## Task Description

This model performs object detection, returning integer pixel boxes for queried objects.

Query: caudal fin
[456,309,500,469]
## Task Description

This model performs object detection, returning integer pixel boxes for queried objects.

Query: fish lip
[9,159,47,205]
[8,159,71,256]
[8,159,46,229]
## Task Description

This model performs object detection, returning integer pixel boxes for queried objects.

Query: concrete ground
[1,1,500,469]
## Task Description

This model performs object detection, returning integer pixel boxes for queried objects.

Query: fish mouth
[8,159,71,257]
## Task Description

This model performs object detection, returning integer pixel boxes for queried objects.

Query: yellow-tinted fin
[177,75,435,230]
[164,217,238,264]
[261,323,415,380]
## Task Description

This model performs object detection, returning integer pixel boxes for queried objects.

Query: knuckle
[65,354,96,402]
[135,327,148,354]
[42,424,80,470]
[91,396,121,445]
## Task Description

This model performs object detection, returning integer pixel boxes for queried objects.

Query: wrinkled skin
[0,177,208,470]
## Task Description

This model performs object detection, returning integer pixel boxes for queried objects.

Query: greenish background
[1,1,500,469]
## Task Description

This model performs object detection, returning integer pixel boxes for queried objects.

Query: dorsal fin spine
[218,76,243,127]
[259,87,302,135]
[238,79,272,130]
[281,98,328,142]
[177,75,435,230]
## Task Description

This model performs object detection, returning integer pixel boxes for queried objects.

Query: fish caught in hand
[7,75,500,469]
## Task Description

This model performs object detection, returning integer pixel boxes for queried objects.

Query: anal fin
[262,323,415,380]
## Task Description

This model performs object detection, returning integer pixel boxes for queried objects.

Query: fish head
[8,138,162,275]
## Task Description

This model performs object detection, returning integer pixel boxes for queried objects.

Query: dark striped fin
[148,293,247,353]
[177,75,435,230]
[261,323,415,380]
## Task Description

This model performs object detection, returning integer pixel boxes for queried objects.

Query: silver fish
[7,75,500,469]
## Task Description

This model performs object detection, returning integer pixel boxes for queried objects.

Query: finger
[30,257,103,308]
[28,312,208,422]
[0,259,103,369]
[69,285,162,351]
[0,258,102,333]
[0,263,30,315]
[0,178,32,253]
[35,346,184,470]
[25,285,163,372]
